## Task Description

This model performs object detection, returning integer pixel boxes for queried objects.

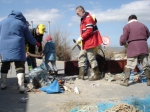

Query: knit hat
[45,35,52,41]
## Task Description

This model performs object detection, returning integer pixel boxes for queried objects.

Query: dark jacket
[43,41,56,61]
[120,20,149,58]
[28,28,43,54]
[0,10,37,62]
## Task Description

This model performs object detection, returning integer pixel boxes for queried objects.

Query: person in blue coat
[43,35,58,75]
[0,10,40,93]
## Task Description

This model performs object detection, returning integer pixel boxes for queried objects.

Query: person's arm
[43,43,49,55]
[120,25,129,46]
[38,35,43,53]
[81,16,95,40]
[24,28,37,46]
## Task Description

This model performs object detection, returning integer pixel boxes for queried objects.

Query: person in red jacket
[120,14,150,86]
[75,6,103,81]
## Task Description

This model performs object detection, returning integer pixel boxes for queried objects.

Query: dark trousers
[26,56,37,69]
[1,61,25,74]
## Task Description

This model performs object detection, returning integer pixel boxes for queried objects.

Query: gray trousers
[125,55,149,70]
[78,48,97,68]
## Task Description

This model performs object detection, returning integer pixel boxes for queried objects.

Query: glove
[76,37,83,44]
[36,42,41,47]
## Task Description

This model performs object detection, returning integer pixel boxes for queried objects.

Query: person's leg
[120,57,137,86]
[140,55,150,86]
[15,61,25,93]
[130,69,135,76]
[78,50,86,79]
[137,63,144,75]
[45,59,52,74]
[86,48,100,81]
[84,58,89,75]
[51,60,58,75]
[1,61,10,89]
[26,57,32,71]
[29,57,37,69]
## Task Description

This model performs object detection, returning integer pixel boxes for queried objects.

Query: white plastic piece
[74,87,80,94]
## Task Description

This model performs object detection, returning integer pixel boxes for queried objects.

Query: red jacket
[80,12,102,50]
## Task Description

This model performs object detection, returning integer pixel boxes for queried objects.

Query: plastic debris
[63,85,72,92]
[74,87,80,94]
[18,97,28,103]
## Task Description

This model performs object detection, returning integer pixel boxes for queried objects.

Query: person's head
[36,24,46,35]
[76,6,85,18]
[45,35,52,41]
[128,14,137,21]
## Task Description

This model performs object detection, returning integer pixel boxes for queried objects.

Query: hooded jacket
[0,10,37,62]
[43,41,56,61]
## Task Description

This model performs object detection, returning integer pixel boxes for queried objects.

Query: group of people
[0,10,57,93]
[75,6,150,87]
[0,6,150,93]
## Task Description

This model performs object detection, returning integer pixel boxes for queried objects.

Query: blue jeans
[45,60,57,72]
[26,57,37,69]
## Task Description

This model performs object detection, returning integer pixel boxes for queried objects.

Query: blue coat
[0,10,37,62]
[43,41,56,61]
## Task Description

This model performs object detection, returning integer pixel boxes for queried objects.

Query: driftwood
[27,52,43,58]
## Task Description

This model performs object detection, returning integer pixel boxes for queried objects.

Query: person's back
[120,14,150,87]
[0,10,37,93]
[0,10,37,61]
[120,16,149,58]
[44,41,56,60]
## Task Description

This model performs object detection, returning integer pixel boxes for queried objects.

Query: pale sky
[0,0,150,47]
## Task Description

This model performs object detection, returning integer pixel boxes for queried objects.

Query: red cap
[45,35,52,41]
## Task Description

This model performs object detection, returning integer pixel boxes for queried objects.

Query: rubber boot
[1,73,7,89]
[89,66,100,81]
[144,69,150,86]
[78,67,85,80]
[120,68,131,86]
[28,66,32,71]
[17,73,25,93]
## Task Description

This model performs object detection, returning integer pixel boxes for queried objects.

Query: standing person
[120,14,150,86]
[0,10,40,93]
[27,24,46,69]
[43,35,58,75]
[75,6,103,81]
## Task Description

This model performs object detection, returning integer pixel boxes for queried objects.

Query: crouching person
[0,10,40,93]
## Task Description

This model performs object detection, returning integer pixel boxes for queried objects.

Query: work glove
[76,37,83,44]
[36,42,41,47]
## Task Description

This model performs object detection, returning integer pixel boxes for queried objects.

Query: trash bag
[28,59,54,89]
[39,80,64,94]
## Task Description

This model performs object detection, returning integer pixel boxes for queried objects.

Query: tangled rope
[105,103,137,112]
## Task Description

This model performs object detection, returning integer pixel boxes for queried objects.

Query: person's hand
[76,37,83,44]
[26,52,30,58]
[36,42,41,47]
[41,53,45,56]
[39,51,43,55]
[124,44,128,48]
